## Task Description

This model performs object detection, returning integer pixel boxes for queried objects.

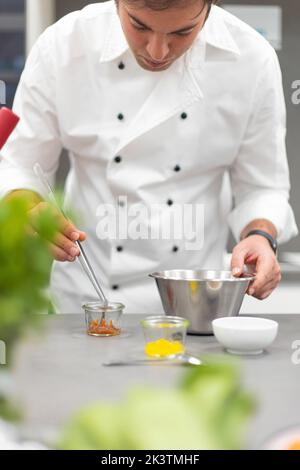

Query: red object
[0,107,20,150]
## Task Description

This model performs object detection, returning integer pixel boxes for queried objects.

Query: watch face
[269,238,278,254]
[271,237,278,252]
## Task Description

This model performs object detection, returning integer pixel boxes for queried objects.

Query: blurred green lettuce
[60,359,255,450]
[0,196,58,363]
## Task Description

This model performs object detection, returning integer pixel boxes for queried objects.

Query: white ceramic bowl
[212,316,278,355]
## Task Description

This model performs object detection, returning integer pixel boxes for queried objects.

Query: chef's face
[117,0,210,71]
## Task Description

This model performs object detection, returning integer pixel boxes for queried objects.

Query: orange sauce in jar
[88,318,120,337]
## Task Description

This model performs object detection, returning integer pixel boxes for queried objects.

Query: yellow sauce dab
[189,281,198,294]
[145,338,184,358]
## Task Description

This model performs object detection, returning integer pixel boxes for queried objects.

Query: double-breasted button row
[111,241,179,291]
[112,95,186,247]
[112,62,184,288]
[118,113,186,121]
[116,110,186,124]
[113,178,175,208]
[117,60,187,120]
[114,155,181,174]
[114,245,179,253]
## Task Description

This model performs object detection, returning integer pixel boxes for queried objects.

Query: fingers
[78,231,86,241]
[28,202,87,263]
[230,247,248,277]
[50,223,86,262]
[59,217,86,242]
[248,256,280,295]
[247,277,281,300]
[247,279,274,297]
[48,242,76,262]
[53,232,80,258]
[260,289,274,300]
[232,236,281,300]
[247,262,281,299]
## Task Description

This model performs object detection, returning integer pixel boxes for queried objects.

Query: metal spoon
[102,354,202,366]
[33,163,108,307]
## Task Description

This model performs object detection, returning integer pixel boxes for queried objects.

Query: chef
[0,0,298,313]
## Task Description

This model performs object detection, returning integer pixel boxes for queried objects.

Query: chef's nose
[146,34,169,62]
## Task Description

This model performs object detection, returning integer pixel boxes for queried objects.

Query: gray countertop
[13,313,300,450]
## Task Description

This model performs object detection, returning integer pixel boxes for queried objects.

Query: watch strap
[245,229,278,254]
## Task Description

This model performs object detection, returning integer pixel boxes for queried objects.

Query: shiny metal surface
[149,270,255,335]
[103,354,202,366]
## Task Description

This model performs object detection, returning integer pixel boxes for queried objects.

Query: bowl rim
[82,301,125,312]
[141,315,190,328]
[149,270,256,282]
[212,316,278,331]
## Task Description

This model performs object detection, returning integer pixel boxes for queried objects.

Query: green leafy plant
[60,359,255,450]
[0,196,58,419]
[0,196,58,353]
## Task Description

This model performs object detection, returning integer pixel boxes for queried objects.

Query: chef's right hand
[28,201,86,262]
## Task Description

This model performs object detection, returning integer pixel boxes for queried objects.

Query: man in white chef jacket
[0,0,298,313]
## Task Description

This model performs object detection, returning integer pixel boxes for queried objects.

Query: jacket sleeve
[0,28,62,199]
[228,48,298,244]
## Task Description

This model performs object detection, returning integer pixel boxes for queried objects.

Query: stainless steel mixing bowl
[149,270,255,335]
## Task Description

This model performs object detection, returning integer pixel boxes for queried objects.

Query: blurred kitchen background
[0,0,299,313]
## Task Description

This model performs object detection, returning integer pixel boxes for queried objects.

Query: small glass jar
[141,315,189,358]
[82,302,125,337]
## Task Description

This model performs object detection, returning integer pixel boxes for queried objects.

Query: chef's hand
[28,201,86,262]
[230,235,281,300]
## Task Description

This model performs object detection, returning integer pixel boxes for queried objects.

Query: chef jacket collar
[100,5,129,63]
[203,6,241,57]
[99,5,240,64]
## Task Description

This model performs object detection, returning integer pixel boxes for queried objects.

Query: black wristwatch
[245,229,278,255]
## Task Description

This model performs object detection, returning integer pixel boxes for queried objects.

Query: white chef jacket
[0,2,298,313]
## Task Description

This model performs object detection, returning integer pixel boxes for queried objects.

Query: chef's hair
[120,0,218,11]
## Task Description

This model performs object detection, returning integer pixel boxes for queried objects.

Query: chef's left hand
[230,235,281,300]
